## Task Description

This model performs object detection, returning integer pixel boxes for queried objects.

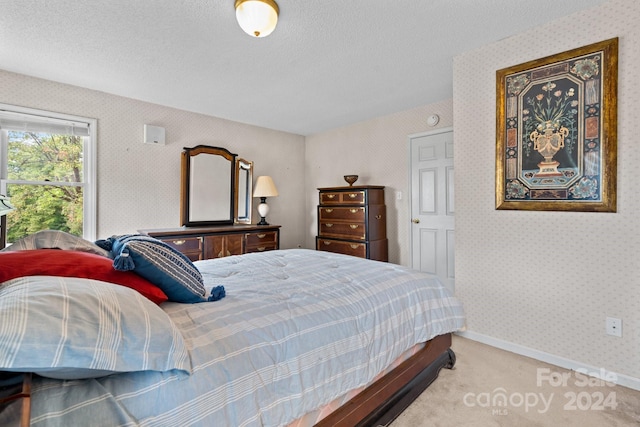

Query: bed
[0,232,465,426]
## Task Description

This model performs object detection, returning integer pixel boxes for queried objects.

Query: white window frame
[0,103,97,241]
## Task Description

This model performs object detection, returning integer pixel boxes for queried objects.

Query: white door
[409,128,455,292]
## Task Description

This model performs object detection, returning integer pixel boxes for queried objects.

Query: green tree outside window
[5,131,84,243]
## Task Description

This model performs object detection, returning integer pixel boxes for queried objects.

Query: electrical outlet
[606,317,622,337]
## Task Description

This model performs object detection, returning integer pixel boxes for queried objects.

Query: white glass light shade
[0,195,15,216]
[253,176,279,198]
[235,0,279,38]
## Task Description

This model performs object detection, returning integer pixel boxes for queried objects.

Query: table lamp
[252,176,278,225]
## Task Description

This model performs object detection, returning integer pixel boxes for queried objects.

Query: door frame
[407,126,454,271]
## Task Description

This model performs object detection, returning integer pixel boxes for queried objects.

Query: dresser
[140,224,280,261]
[316,186,388,261]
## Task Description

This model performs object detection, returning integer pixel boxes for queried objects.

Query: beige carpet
[391,335,640,426]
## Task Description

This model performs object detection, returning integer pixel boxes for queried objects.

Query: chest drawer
[320,191,366,205]
[316,238,367,258]
[318,206,365,222]
[318,221,366,240]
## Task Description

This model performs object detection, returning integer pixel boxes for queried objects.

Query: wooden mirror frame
[181,145,237,226]
[235,158,253,224]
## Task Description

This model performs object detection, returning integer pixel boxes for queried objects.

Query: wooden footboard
[315,333,455,427]
[0,372,31,427]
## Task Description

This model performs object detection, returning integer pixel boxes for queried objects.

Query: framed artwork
[496,38,618,212]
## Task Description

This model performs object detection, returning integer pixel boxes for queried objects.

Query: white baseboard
[455,330,640,392]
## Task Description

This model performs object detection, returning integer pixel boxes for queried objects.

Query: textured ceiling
[0,0,606,136]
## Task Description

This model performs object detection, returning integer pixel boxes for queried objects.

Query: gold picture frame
[496,38,618,212]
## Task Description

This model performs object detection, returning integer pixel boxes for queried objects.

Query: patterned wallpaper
[0,70,306,249]
[453,0,639,382]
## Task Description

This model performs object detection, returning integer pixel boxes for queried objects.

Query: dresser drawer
[318,206,365,222]
[141,225,280,260]
[244,242,278,253]
[204,234,243,258]
[318,221,366,240]
[244,230,279,253]
[245,231,278,246]
[158,236,202,261]
[316,238,367,258]
[320,190,366,205]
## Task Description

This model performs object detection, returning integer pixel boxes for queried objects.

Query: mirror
[235,158,253,224]
[180,146,254,227]
[181,145,237,226]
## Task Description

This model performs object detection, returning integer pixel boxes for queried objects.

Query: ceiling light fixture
[235,0,279,38]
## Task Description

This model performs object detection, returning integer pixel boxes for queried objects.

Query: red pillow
[0,249,168,304]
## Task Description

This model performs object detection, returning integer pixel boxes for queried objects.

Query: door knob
[412,218,420,224]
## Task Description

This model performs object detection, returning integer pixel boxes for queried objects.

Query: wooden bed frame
[317,333,455,427]
[0,372,31,427]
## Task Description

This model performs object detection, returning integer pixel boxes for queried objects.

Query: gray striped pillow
[0,276,191,379]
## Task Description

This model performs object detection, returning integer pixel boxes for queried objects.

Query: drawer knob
[173,240,186,245]
[325,208,333,213]
[348,193,357,198]
[349,224,359,229]
[350,244,360,249]
[325,223,333,228]
[256,246,266,251]
[376,214,383,219]
[257,233,266,238]
[323,241,331,246]
[326,194,336,199]
[349,209,359,213]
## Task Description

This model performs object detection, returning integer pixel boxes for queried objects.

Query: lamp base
[257,199,270,226]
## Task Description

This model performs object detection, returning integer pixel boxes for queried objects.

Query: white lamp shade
[253,176,279,198]
[235,0,279,38]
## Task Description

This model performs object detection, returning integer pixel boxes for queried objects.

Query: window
[0,104,96,247]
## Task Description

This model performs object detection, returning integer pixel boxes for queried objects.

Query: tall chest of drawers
[316,186,388,262]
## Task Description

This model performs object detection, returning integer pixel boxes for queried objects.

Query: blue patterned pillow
[97,234,206,303]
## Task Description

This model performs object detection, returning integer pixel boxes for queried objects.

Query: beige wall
[454,0,639,386]
[0,70,307,249]
[304,99,453,264]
